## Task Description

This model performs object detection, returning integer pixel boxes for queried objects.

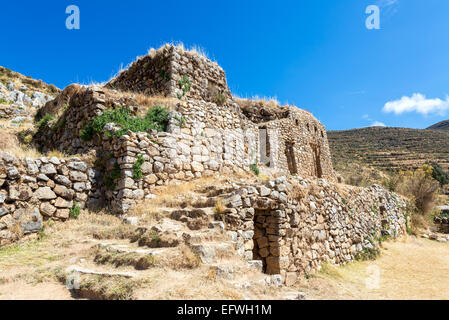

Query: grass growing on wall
[80,105,170,141]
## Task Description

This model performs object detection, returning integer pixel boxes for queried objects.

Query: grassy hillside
[328,127,449,182]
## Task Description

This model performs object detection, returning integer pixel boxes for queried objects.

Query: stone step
[189,242,235,264]
[65,265,137,279]
[97,243,172,257]
[183,229,225,244]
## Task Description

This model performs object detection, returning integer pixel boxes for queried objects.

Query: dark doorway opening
[285,142,298,175]
[310,143,323,178]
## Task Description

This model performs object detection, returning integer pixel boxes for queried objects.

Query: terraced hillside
[428,120,449,131]
[328,127,449,173]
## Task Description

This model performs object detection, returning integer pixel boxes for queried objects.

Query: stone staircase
[57,182,303,300]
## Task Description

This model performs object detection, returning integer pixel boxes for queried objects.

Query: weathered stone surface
[35,187,57,200]
[40,202,56,217]
[55,197,73,209]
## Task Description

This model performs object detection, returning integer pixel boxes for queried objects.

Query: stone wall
[220,177,408,279]
[106,114,258,214]
[0,152,99,245]
[35,85,138,155]
[106,45,231,103]
[259,108,335,181]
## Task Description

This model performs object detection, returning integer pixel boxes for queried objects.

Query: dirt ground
[1,213,449,300]
[299,235,449,300]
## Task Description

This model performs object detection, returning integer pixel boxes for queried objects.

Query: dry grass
[299,236,449,300]
[0,128,42,158]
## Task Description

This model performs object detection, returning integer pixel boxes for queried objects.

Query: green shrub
[36,114,56,128]
[0,98,8,104]
[250,163,260,176]
[428,162,449,187]
[70,203,81,219]
[132,154,145,180]
[79,105,170,141]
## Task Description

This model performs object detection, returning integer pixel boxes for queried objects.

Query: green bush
[80,105,170,141]
[132,154,145,180]
[70,203,81,219]
[250,163,260,176]
[428,162,449,187]
[36,114,56,128]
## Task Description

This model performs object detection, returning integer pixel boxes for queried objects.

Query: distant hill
[427,120,449,131]
[328,127,449,175]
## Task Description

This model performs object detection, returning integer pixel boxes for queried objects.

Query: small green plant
[174,115,186,128]
[36,114,56,128]
[70,203,81,219]
[177,75,191,98]
[37,226,47,241]
[355,245,381,261]
[250,163,260,176]
[0,98,8,104]
[215,93,226,105]
[132,154,145,180]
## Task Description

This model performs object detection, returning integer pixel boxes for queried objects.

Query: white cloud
[383,93,449,116]
[371,121,386,127]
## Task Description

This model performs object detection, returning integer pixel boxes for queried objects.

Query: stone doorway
[252,209,281,275]
[285,142,298,175]
[310,143,322,178]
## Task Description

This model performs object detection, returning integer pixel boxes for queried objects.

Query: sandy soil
[300,236,449,300]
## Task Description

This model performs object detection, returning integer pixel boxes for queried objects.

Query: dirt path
[301,236,449,300]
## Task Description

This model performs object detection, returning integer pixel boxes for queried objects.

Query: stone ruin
[0,44,409,282]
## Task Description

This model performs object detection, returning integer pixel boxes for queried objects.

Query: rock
[54,185,74,200]
[0,193,5,204]
[190,244,216,264]
[35,187,57,200]
[0,206,8,217]
[40,164,57,175]
[191,161,204,173]
[247,260,263,272]
[40,203,56,217]
[55,197,73,209]
[55,175,71,187]
[123,217,139,226]
[69,171,88,182]
[258,185,271,197]
[284,292,306,300]
[67,162,87,172]
[55,209,70,219]
[271,274,283,287]
[7,167,19,179]
[22,220,43,234]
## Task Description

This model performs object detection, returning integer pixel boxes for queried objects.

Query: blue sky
[1,0,448,130]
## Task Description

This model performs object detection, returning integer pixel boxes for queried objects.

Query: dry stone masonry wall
[220,177,407,281]
[0,152,99,245]
[106,45,231,103]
